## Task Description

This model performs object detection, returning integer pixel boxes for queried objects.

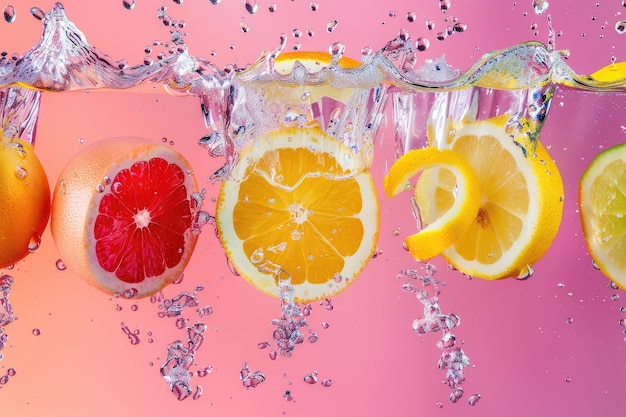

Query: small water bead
[131,304,139,312]
[439,0,451,11]
[15,166,28,180]
[32,328,41,336]
[392,228,401,236]
[532,0,549,14]
[611,294,620,301]
[55,259,67,271]
[326,20,339,33]
[564,376,572,383]
[416,37,430,51]
[320,378,332,387]
[122,0,135,10]
[240,22,250,33]
[616,20,626,35]
[303,372,318,384]
[268,3,277,12]
[310,2,319,11]
[292,29,302,38]
[565,317,574,324]
[453,22,467,32]
[28,234,41,252]
[406,12,417,22]
[468,393,481,406]
[3,5,16,23]
[30,7,45,20]
[283,390,294,401]
[436,31,447,41]
[426,20,435,30]
[307,28,314,37]
[245,0,258,14]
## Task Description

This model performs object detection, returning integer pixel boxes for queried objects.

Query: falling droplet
[321,378,333,387]
[468,393,481,406]
[439,0,451,12]
[310,2,319,11]
[122,0,135,10]
[416,37,430,51]
[28,234,41,252]
[245,0,258,14]
[406,12,417,22]
[3,5,16,23]
[532,0,549,15]
[240,21,250,33]
[268,3,277,12]
[326,20,339,33]
[303,373,318,384]
[30,7,45,20]
[616,20,626,35]
[55,259,67,271]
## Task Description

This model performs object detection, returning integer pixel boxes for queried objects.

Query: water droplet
[565,317,574,324]
[439,0,451,12]
[532,0,549,14]
[321,378,333,387]
[468,393,481,406]
[310,2,319,11]
[122,0,135,10]
[303,373,318,384]
[29,7,45,20]
[95,183,105,193]
[131,304,139,312]
[268,3,277,12]
[453,22,467,32]
[15,166,27,180]
[392,228,401,236]
[611,294,620,301]
[3,5,16,23]
[245,0,258,14]
[28,234,41,252]
[123,288,138,298]
[55,259,67,271]
[516,264,534,279]
[564,376,572,383]
[616,20,626,35]
[240,21,250,33]
[292,28,302,38]
[405,12,417,22]
[326,20,339,33]
[416,37,430,51]
[307,27,314,37]
[32,328,41,336]
[283,390,294,401]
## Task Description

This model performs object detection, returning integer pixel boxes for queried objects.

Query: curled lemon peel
[384,147,481,261]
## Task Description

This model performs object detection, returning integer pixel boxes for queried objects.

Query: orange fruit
[216,127,379,303]
[0,134,50,268]
[51,138,199,298]
[415,115,563,279]
[579,142,626,290]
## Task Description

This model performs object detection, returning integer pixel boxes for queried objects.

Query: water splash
[160,321,208,400]
[398,264,472,400]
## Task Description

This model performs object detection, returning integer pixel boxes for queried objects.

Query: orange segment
[216,127,379,303]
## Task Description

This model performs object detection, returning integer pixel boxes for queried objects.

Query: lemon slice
[216,127,379,303]
[417,115,564,279]
[590,61,626,83]
[384,147,481,261]
[579,143,626,290]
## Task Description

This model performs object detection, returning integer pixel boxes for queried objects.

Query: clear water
[1,1,625,416]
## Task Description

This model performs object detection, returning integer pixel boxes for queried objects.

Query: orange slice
[215,127,379,303]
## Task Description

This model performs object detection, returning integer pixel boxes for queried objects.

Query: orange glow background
[1,1,625,416]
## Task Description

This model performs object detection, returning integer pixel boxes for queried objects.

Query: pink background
[1,1,625,416]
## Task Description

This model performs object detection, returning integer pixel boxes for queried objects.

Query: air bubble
[326,20,339,33]
[245,0,258,14]
[122,0,135,10]
[32,328,41,336]
[55,259,67,271]
[30,7,45,20]
[3,5,16,23]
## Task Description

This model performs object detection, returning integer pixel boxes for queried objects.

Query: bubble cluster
[398,264,473,402]
[240,361,266,389]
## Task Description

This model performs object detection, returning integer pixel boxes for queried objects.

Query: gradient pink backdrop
[0,1,624,416]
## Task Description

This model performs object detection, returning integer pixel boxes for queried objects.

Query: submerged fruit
[51,138,199,298]
[216,127,379,303]
[384,146,481,261]
[0,134,50,268]
[579,142,626,290]
[415,115,563,279]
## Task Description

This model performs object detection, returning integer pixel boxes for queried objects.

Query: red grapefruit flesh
[51,138,199,298]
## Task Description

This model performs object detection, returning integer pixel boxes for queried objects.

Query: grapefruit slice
[51,138,199,298]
